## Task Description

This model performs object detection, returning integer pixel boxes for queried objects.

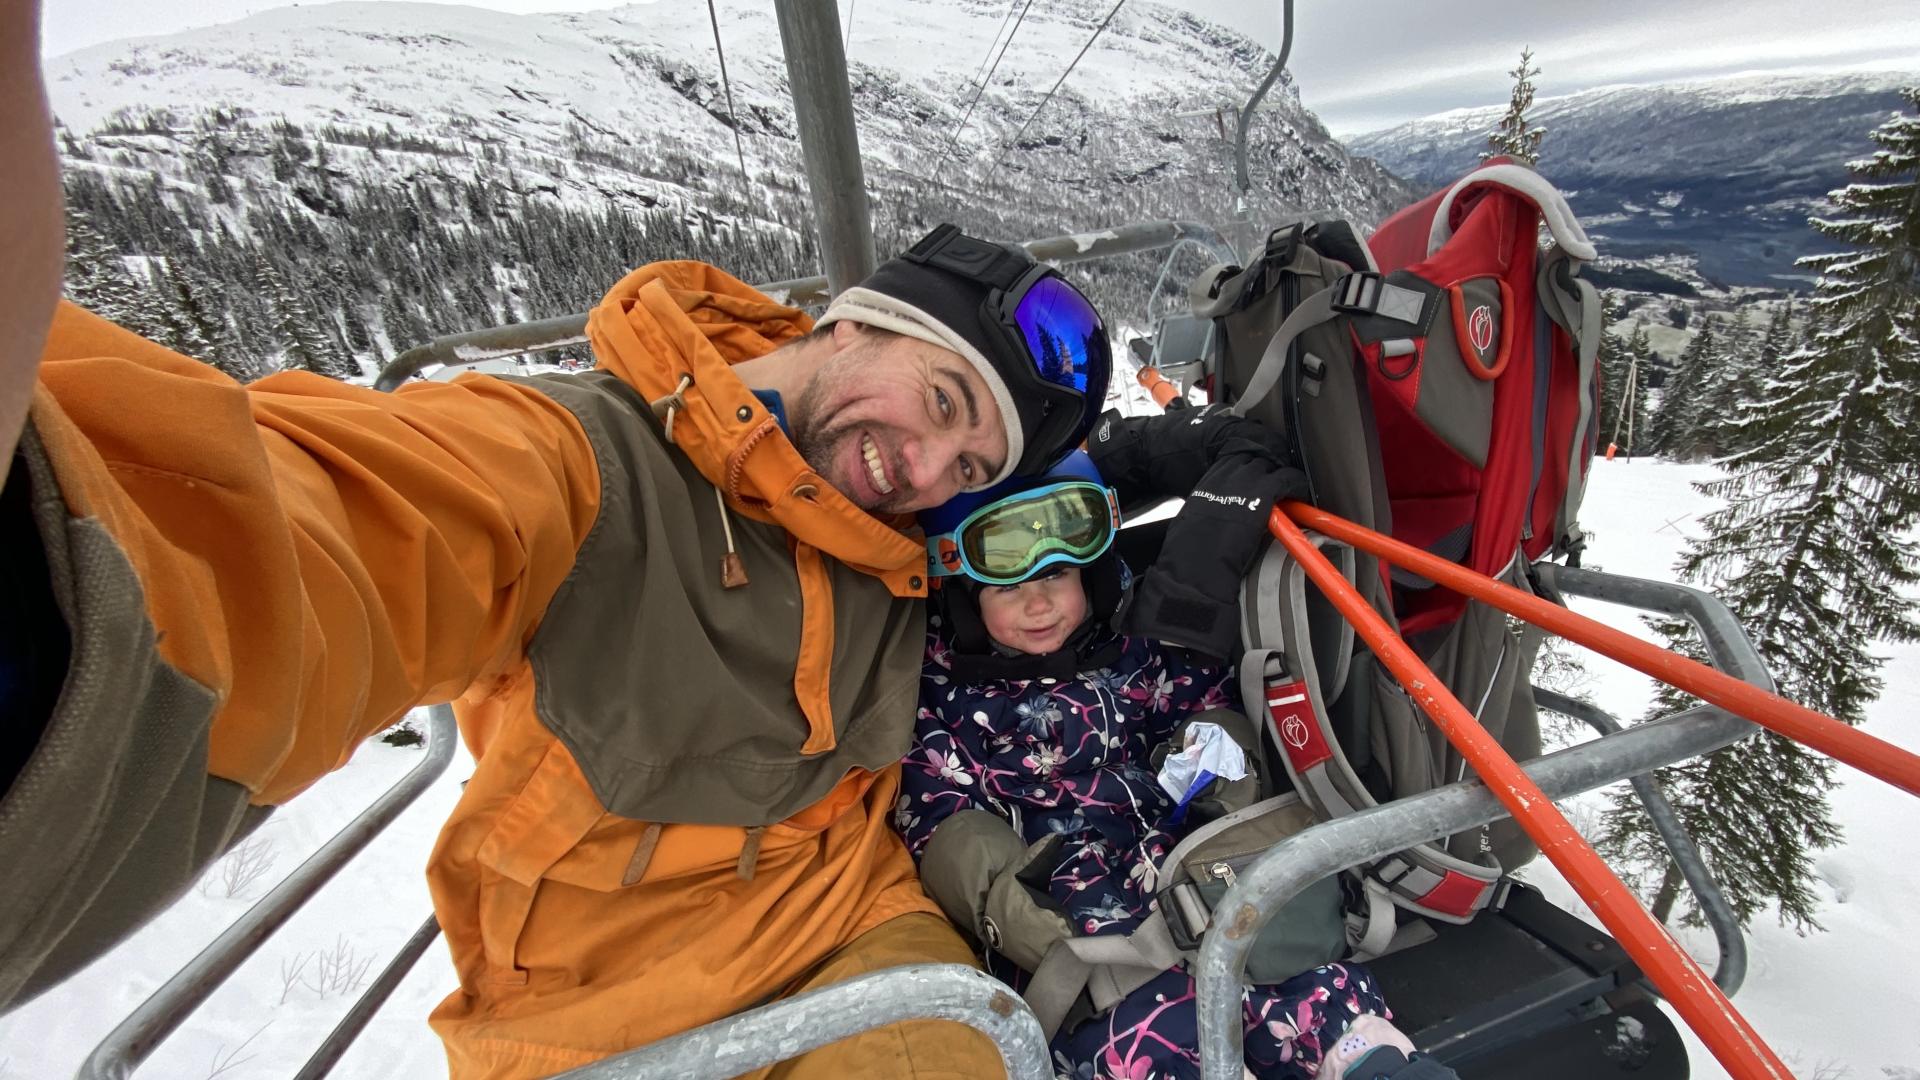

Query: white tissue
[1156,721,1249,806]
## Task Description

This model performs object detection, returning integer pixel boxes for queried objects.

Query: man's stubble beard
[789,339,919,515]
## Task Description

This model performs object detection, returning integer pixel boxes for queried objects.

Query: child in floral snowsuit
[895,491,1403,1080]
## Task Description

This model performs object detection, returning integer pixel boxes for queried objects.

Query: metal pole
[78,706,458,1080]
[1192,701,1757,1080]
[1290,502,1920,797]
[1532,688,1747,995]
[1262,507,1793,1080]
[1232,0,1294,204]
[372,219,1238,389]
[292,915,444,1080]
[549,964,1052,1080]
[773,0,875,298]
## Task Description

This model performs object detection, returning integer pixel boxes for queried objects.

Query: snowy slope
[1515,459,1920,1078]
[2,461,1914,1077]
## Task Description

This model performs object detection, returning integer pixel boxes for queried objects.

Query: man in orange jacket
[0,3,1113,1075]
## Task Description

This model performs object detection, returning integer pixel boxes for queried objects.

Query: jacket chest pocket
[472,743,641,986]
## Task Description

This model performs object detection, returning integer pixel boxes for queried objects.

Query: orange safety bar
[1283,502,1920,799]
[1265,506,1793,1080]
[1136,365,1186,410]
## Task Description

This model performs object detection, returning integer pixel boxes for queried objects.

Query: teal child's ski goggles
[926,481,1121,586]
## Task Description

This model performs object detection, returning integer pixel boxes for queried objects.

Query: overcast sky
[37,0,1920,135]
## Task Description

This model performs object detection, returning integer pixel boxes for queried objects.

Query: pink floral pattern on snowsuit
[897,628,1390,1079]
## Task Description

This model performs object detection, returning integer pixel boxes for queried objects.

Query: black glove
[1088,405,1297,507]
[1116,449,1310,663]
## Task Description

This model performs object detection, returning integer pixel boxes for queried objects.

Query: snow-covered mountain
[45,0,1411,370]
[1348,72,1916,291]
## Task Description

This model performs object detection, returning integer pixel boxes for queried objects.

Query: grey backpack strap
[1023,910,1187,1038]
[1222,282,1338,420]
[1023,940,1092,1040]
[1344,876,1397,961]
[1239,537,1504,925]
[1227,272,1433,421]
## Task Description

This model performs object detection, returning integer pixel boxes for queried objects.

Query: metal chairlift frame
[80,0,1807,1076]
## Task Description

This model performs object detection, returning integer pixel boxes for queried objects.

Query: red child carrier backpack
[1184,159,1603,933]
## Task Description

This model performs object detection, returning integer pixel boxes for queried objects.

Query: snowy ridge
[40,0,1414,380]
[45,0,1411,249]
[1348,70,1917,289]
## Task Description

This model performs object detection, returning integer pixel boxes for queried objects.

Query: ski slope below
[0,460,1914,1076]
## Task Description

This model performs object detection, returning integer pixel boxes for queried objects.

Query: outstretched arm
[0,0,63,482]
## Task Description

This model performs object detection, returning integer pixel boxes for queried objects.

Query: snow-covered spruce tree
[168,264,275,383]
[255,256,358,380]
[1690,310,1764,459]
[1648,314,1719,459]
[1482,48,1545,165]
[1600,90,1920,932]
[63,210,160,336]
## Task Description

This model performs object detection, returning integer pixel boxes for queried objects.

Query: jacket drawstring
[714,487,749,588]
[649,374,693,445]
[652,373,748,589]
[736,826,765,881]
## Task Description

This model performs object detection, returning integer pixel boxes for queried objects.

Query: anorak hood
[587,261,925,596]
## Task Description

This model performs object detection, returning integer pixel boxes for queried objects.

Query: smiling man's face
[789,326,1010,514]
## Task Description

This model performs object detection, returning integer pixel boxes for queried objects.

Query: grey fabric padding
[1239,538,1358,717]
[1409,285,1495,470]
[1400,569,1544,872]
[1537,250,1602,553]
[1525,304,1555,541]
[1426,163,1597,261]
[514,372,926,826]
[0,424,249,1011]
[1210,241,1395,614]
[1240,545,1504,925]
[1388,523,1474,590]
[1375,281,1428,325]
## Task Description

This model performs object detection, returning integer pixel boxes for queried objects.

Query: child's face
[977,566,1090,656]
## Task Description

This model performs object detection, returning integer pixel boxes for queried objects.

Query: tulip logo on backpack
[1468,305,1495,355]
[1264,676,1333,771]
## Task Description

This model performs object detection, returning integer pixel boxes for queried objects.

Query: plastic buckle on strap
[1264,222,1305,265]
[1331,271,1386,315]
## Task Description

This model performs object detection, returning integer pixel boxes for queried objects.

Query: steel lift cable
[707,0,752,190]
[970,0,1023,96]
[989,0,1128,169]
[936,0,1037,171]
